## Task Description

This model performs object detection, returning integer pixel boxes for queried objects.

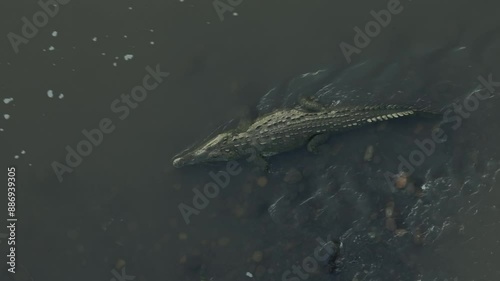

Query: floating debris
[394,172,408,189]
[252,251,263,263]
[385,201,394,218]
[256,176,268,187]
[395,229,408,237]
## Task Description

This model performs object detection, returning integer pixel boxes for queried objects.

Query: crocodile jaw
[172,155,193,168]
[172,132,237,168]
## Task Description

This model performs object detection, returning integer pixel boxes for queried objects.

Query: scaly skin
[172,105,429,168]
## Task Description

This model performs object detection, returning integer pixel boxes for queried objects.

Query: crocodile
[172,101,437,168]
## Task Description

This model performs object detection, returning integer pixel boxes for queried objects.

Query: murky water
[1,0,499,280]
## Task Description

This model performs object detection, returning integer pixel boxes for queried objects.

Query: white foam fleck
[4,114,10,120]
[21,150,26,154]
[3,97,13,104]
[48,46,55,51]
[14,155,19,159]
[124,54,134,61]
[47,90,54,98]
[59,93,64,99]
[92,37,97,42]
[52,31,58,37]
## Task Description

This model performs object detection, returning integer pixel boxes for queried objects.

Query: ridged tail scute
[333,104,441,116]
[330,104,440,130]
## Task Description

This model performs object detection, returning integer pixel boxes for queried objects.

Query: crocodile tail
[355,103,442,116]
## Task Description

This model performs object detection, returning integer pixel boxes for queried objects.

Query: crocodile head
[172,132,241,168]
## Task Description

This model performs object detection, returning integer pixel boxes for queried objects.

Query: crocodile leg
[253,154,270,172]
[299,97,325,112]
[244,147,269,171]
[307,133,330,153]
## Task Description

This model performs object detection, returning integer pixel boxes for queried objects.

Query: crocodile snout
[172,157,184,168]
